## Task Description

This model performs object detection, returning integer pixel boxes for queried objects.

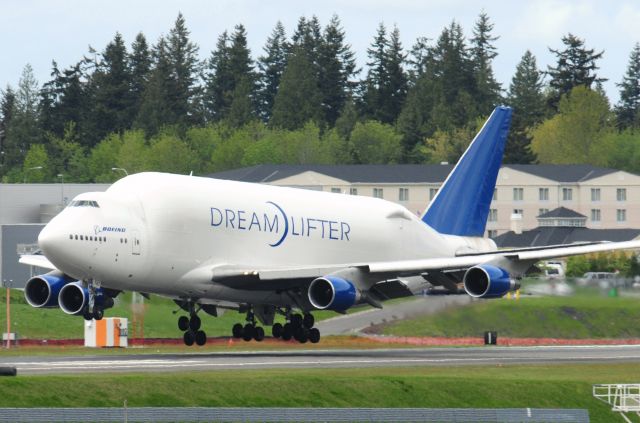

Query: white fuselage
[38,172,496,303]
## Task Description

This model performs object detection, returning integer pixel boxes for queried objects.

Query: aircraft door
[131,230,141,255]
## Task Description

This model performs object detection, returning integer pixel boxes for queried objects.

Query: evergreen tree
[130,33,151,116]
[317,15,358,126]
[0,86,16,171]
[384,26,408,123]
[547,33,606,110]
[270,46,322,130]
[291,16,322,61]
[166,12,200,127]
[5,65,42,169]
[407,36,430,80]
[257,21,288,121]
[227,76,256,128]
[505,50,546,163]
[135,37,174,136]
[470,11,502,114]
[615,42,640,130]
[360,23,400,123]
[89,32,132,142]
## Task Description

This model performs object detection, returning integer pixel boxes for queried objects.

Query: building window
[591,209,601,222]
[399,188,409,201]
[487,230,498,238]
[539,188,549,201]
[493,189,497,201]
[513,209,523,216]
[331,188,341,193]
[429,188,439,200]
[373,188,383,199]
[617,209,627,222]
[513,188,523,201]
[591,188,600,202]
[617,188,627,201]
[488,209,498,222]
[539,208,549,216]
[562,188,573,201]
[349,187,358,195]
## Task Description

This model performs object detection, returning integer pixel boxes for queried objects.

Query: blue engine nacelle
[58,282,114,315]
[308,276,360,311]
[24,271,74,308]
[463,264,520,299]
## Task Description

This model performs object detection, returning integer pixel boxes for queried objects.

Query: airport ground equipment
[84,317,128,348]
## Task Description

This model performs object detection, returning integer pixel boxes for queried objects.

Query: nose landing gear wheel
[178,316,189,331]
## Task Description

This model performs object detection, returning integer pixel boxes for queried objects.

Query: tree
[270,46,322,130]
[470,11,502,115]
[349,121,402,164]
[317,15,358,126]
[89,32,132,142]
[257,21,288,121]
[166,12,200,127]
[5,64,42,169]
[0,86,16,172]
[615,43,640,130]
[130,33,152,116]
[227,76,256,128]
[531,86,613,165]
[22,144,48,182]
[505,50,546,163]
[547,33,606,110]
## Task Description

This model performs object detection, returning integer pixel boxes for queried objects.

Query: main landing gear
[178,303,207,346]
[82,280,110,321]
[231,308,321,344]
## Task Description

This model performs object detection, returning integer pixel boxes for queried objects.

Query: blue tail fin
[421,106,512,237]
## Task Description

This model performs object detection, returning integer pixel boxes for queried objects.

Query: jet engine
[24,271,74,308]
[58,282,114,315]
[308,276,360,311]
[463,264,519,299]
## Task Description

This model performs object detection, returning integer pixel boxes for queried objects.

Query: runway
[3,344,640,375]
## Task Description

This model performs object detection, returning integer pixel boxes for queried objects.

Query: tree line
[1,12,640,183]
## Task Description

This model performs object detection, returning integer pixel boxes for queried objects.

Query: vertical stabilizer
[422,106,512,237]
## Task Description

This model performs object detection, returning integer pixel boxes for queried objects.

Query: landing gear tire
[282,323,293,341]
[189,315,201,331]
[291,314,303,327]
[183,331,195,346]
[303,313,315,329]
[93,308,104,321]
[309,328,321,344]
[272,323,283,338]
[254,326,265,342]
[242,324,254,342]
[178,316,190,331]
[195,330,207,346]
[83,309,93,321]
[297,330,308,344]
[232,323,244,338]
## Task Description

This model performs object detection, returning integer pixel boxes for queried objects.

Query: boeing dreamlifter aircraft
[20,106,640,346]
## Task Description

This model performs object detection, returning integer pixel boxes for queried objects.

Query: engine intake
[58,282,114,315]
[308,276,359,311]
[463,264,519,299]
[24,271,74,308]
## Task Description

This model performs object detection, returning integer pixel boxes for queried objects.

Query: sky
[1,0,639,104]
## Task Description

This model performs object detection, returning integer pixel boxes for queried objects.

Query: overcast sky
[2,0,639,104]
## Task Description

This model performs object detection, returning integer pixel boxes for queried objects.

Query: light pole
[111,167,129,177]
[57,174,65,206]
[24,166,43,183]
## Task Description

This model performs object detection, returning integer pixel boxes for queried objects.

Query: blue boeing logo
[209,201,351,247]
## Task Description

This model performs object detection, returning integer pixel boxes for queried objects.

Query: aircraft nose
[38,222,64,257]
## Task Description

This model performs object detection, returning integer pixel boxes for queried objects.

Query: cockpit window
[69,200,100,208]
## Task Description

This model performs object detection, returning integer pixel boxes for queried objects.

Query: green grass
[379,289,640,338]
[0,290,342,340]
[0,364,636,422]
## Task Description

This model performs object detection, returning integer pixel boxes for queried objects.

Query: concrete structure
[0,183,109,287]
[212,164,640,237]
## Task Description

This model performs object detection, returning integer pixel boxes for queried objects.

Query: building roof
[503,164,616,182]
[493,227,640,248]
[209,163,625,184]
[538,207,586,219]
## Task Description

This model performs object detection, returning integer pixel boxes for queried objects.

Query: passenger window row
[69,234,107,242]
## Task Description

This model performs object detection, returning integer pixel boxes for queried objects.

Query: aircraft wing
[208,240,640,291]
[19,254,57,271]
